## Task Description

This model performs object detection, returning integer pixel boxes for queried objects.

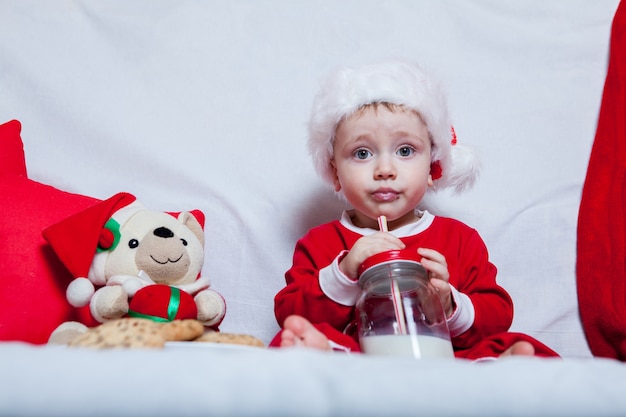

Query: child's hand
[417,247,455,317]
[339,232,405,279]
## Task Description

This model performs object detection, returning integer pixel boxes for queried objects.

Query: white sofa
[2,1,626,416]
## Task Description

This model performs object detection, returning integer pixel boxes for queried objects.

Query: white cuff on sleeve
[446,286,475,337]
[318,251,360,307]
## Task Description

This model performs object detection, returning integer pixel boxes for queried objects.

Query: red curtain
[577,0,626,359]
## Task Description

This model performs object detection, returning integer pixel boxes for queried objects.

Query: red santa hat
[307,59,480,193]
[42,192,143,306]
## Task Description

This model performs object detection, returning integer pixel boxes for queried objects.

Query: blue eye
[397,146,414,157]
[354,149,372,160]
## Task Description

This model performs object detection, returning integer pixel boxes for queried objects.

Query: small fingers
[417,247,447,265]
[417,248,450,283]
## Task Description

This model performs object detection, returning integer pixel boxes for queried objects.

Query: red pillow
[0,120,100,344]
[0,119,27,177]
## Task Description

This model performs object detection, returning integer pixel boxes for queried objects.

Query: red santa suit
[272,210,559,359]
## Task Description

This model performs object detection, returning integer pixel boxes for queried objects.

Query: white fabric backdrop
[0,0,620,358]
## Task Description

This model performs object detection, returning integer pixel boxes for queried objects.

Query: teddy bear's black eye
[181,238,188,246]
[128,239,139,249]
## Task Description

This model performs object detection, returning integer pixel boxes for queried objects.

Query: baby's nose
[375,158,396,179]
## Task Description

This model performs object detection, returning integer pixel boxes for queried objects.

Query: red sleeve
[408,218,514,349]
[451,228,513,349]
[274,222,358,332]
[576,0,626,360]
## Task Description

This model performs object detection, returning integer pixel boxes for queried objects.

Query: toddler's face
[331,105,433,229]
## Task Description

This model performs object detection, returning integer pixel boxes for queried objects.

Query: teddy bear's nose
[154,227,174,239]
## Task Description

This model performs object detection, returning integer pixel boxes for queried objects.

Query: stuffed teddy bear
[43,191,226,343]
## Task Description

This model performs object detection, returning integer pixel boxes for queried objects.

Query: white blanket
[2,342,626,417]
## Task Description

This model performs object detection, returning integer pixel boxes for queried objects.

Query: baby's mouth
[372,190,399,202]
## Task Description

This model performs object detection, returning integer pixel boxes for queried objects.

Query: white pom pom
[447,142,481,193]
[66,278,95,307]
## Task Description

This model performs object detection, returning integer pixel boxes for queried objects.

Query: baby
[271,59,559,360]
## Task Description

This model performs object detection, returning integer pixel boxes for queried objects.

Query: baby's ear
[330,160,342,192]
[430,161,442,180]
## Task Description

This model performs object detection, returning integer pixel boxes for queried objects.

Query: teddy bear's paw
[91,285,130,322]
[48,321,89,345]
[195,289,226,327]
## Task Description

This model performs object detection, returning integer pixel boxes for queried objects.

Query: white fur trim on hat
[307,59,480,193]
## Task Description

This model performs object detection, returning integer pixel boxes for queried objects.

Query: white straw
[378,215,388,232]
[391,279,408,335]
[378,215,407,334]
